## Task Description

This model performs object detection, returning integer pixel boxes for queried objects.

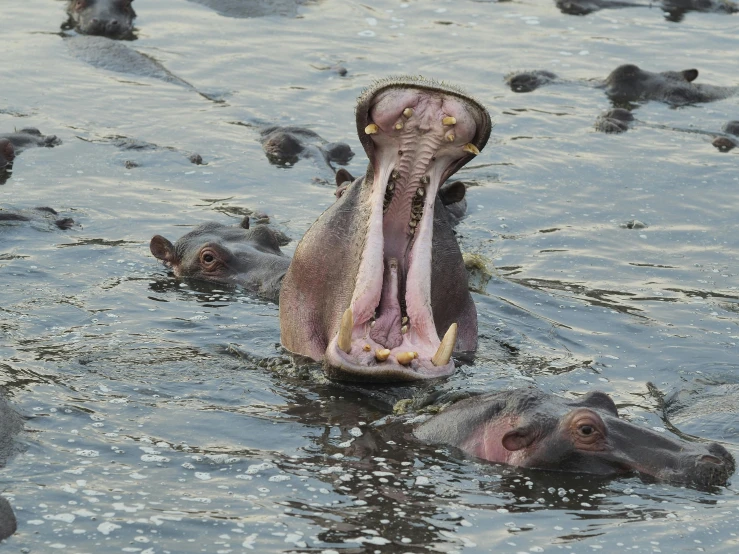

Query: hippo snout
[681,443,736,488]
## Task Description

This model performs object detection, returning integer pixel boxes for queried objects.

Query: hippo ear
[439,181,466,205]
[502,427,537,452]
[240,216,250,229]
[335,168,355,187]
[150,235,176,264]
[681,69,698,82]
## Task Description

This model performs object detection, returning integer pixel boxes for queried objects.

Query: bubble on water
[194,472,211,480]
[75,450,99,458]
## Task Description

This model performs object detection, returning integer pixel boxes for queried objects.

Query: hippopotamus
[554,0,738,19]
[0,128,61,151]
[595,110,739,153]
[260,126,354,173]
[280,76,491,382]
[507,64,738,107]
[64,35,223,103]
[0,207,75,230]
[150,217,291,302]
[186,0,320,18]
[0,393,25,540]
[415,388,736,488]
[713,121,739,152]
[64,0,137,39]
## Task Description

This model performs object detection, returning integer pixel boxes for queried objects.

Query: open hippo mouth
[322,78,491,380]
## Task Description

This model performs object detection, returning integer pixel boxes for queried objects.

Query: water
[1,0,738,552]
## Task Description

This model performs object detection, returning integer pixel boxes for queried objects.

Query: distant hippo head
[66,0,137,39]
[604,64,700,104]
[415,388,736,488]
[150,217,291,302]
[280,76,491,382]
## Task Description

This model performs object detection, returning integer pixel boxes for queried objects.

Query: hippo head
[416,389,736,488]
[150,218,291,302]
[67,0,137,39]
[604,64,699,102]
[0,140,15,169]
[280,76,491,382]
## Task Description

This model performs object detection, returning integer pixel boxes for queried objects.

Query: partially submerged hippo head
[604,64,706,105]
[280,76,491,382]
[150,217,291,302]
[66,0,137,39]
[415,388,736,488]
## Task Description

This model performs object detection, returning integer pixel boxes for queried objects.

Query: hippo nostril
[699,455,724,466]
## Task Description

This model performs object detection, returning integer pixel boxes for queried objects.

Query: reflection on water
[1,0,738,551]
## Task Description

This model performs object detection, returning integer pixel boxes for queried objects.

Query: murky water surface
[1,0,738,552]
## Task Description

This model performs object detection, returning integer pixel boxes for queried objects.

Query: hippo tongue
[324,78,489,381]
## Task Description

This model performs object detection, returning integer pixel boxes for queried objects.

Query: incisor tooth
[442,116,457,126]
[363,344,371,352]
[396,351,417,365]
[432,322,457,367]
[375,348,391,362]
[403,108,413,118]
[338,308,353,353]
[401,324,408,334]
[446,134,455,142]
[365,123,379,135]
[395,123,403,130]
[463,143,480,155]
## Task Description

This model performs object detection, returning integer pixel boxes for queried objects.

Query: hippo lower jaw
[324,81,487,381]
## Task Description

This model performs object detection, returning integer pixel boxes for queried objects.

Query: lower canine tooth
[338,308,353,353]
[432,322,458,366]
[463,143,480,155]
[365,123,379,135]
[403,108,413,118]
[396,351,417,365]
[442,116,457,126]
[375,348,391,362]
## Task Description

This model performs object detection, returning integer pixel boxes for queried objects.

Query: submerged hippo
[507,64,738,106]
[0,140,14,184]
[150,217,291,302]
[0,393,25,540]
[713,121,739,152]
[555,0,738,19]
[280,76,491,382]
[415,388,736,488]
[65,0,137,39]
[0,207,75,230]
[260,126,354,173]
[0,128,61,151]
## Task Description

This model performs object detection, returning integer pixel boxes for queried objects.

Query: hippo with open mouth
[279,77,492,382]
[415,388,736,488]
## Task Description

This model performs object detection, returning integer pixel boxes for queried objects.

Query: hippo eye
[579,425,593,436]
[200,248,220,269]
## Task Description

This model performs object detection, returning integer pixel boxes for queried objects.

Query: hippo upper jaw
[321,78,490,381]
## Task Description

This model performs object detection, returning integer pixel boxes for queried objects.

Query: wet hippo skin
[415,388,736,488]
[150,217,291,303]
[65,0,136,39]
[713,121,739,152]
[280,76,492,383]
[507,64,738,106]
